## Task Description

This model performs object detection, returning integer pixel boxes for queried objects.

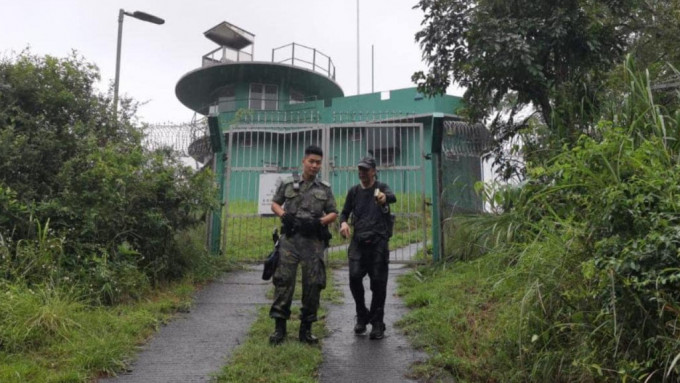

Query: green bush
[503,62,680,381]
[430,58,680,382]
[0,51,218,295]
[54,145,216,282]
[0,186,28,241]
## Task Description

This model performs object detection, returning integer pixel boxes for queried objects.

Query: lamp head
[130,11,165,25]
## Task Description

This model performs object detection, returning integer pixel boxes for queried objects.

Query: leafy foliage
[413,0,680,180]
[0,50,217,303]
[407,60,680,382]
[414,0,631,120]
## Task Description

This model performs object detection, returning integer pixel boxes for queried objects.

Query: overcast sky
[0,0,463,124]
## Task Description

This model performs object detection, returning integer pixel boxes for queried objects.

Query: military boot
[299,321,318,344]
[269,318,287,345]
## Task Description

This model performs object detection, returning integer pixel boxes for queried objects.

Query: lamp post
[113,9,164,120]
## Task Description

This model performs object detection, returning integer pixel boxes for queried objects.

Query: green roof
[176,62,344,115]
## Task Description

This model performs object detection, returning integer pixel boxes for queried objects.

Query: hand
[376,191,387,205]
[339,222,351,239]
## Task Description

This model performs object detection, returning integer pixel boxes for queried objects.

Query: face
[302,153,322,179]
[358,166,376,185]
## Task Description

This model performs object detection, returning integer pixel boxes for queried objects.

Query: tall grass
[0,222,232,381]
[399,58,680,382]
[0,280,193,382]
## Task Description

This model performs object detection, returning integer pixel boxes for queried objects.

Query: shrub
[504,62,680,381]
[0,51,217,292]
[439,58,680,381]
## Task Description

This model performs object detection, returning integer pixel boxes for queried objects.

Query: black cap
[357,156,376,169]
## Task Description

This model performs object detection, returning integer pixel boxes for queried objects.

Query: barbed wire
[442,120,493,158]
[143,119,210,162]
[141,113,490,164]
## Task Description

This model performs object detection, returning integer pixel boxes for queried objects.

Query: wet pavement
[100,268,270,383]
[101,248,425,383]
[320,264,426,383]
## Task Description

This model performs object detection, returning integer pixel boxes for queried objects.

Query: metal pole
[113,9,124,121]
[356,0,360,95]
[312,48,316,72]
[371,44,374,93]
[322,124,330,183]
[420,122,428,258]
[221,131,234,255]
[113,9,164,121]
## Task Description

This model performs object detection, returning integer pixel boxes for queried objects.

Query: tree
[0,50,138,203]
[627,0,680,71]
[0,50,216,290]
[412,0,642,177]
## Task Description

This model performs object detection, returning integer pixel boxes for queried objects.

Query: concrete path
[100,268,270,383]
[319,265,426,382]
[100,248,425,382]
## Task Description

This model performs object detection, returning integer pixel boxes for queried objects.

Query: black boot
[369,322,385,340]
[269,318,287,345]
[354,315,368,335]
[299,321,319,344]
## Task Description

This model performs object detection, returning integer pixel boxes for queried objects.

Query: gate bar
[221,130,235,254]
[419,122,428,257]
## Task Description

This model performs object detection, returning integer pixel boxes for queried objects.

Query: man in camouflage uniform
[269,145,337,345]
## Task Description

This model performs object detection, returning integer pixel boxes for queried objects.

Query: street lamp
[113,9,164,120]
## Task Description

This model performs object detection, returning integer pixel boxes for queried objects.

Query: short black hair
[304,145,323,157]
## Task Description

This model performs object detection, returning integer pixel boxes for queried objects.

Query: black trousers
[348,236,389,324]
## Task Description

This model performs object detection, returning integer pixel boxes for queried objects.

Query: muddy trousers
[348,237,389,324]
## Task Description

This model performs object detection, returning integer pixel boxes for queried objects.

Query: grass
[212,306,325,383]
[0,280,200,383]
[223,193,432,262]
[0,256,340,383]
[213,266,341,382]
[0,223,239,382]
[393,209,535,382]
[0,194,426,382]
[396,255,516,383]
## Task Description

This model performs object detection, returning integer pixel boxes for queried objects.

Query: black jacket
[339,181,396,238]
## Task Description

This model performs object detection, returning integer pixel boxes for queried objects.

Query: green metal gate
[221,121,428,264]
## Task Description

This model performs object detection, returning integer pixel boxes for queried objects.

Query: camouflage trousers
[269,233,326,323]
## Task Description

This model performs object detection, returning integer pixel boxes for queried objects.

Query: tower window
[212,85,235,112]
[249,83,278,110]
[290,89,305,104]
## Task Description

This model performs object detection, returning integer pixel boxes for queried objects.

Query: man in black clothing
[339,156,396,340]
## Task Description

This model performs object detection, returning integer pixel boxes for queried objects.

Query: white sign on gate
[258,173,292,215]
